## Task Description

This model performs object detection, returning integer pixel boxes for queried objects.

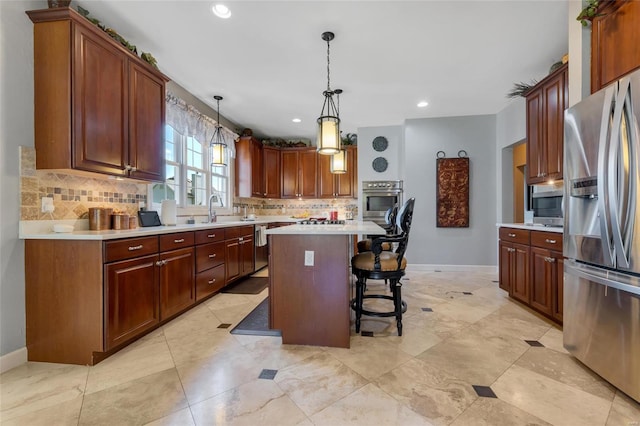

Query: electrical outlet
[304,250,314,266]
[41,197,54,213]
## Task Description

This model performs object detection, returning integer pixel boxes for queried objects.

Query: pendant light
[317,31,341,155]
[210,95,228,166]
[330,88,347,174]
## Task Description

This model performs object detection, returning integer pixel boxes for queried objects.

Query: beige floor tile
[0,362,88,421]
[310,382,434,426]
[242,338,325,370]
[162,304,223,337]
[538,325,568,354]
[0,395,83,426]
[401,310,472,341]
[430,301,495,324]
[274,352,368,416]
[79,368,187,425]
[515,347,616,401]
[416,326,529,384]
[492,364,612,426]
[204,293,256,311]
[143,408,195,426]
[85,330,175,394]
[450,397,552,426]
[190,378,308,426]
[325,335,413,381]
[471,304,552,341]
[165,325,244,367]
[606,391,640,426]
[208,301,260,325]
[176,346,263,405]
[383,316,444,357]
[375,358,477,425]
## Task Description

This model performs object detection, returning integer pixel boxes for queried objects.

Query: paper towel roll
[161,199,177,225]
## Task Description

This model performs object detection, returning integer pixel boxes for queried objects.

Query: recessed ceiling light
[417,101,429,108]
[212,4,231,19]
[292,118,302,123]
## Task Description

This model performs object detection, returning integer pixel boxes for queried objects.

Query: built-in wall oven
[362,180,403,225]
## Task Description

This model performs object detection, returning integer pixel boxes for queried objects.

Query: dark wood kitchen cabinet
[195,228,226,300]
[498,227,563,324]
[591,0,640,93]
[317,146,358,198]
[235,136,264,198]
[526,63,567,184]
[262,146,281,198]
[225,225,255,283]
[158,232,196,320]
[27,7,168,181]
[530,231,564,322]
[281,148,317,198]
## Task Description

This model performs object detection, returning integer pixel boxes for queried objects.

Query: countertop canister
[88,207,112,230]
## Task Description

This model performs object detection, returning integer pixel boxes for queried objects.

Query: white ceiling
[76,0,570,141]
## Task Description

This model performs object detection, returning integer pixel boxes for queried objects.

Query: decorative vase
[47,0,71,8]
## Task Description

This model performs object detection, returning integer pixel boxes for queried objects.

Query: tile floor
[1,270,639,425]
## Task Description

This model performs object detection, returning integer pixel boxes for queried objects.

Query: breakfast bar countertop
[266,220,385,236]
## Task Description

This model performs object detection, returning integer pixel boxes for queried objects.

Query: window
[152,124,230,212]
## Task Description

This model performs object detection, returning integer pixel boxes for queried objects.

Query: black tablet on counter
[138,210,162,227]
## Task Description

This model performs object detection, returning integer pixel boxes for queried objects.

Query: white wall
[355,125,403,218]
[403,115,497,266]
[1,0,38,359]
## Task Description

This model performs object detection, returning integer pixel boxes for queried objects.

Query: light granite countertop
[497,223,564,234]
[266,220,385,236]
[19,216,300,240]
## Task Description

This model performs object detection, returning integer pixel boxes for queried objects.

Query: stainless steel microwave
[530,189,563,226]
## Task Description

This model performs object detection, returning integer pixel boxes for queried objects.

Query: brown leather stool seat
[356,239,392,253]
[350,198,415,336]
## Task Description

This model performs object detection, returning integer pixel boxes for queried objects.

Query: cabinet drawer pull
[508,233,516,238]
[545,257,556,263]
[545,239,557,244]
[208,279,216,285]
[155,260,165,267]
[174,238,185,243]
[207,234,216,238]
[128,245,143,251]
[208,254,216,258]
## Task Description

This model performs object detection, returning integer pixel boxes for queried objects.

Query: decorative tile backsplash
[20,147,147,220]
[19,146,358,221]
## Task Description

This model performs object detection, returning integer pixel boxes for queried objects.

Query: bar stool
[357,205,397,253]
[350,198,415,336]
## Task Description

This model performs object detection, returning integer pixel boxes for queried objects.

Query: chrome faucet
[209,193,222,222]
[243,206,247,219]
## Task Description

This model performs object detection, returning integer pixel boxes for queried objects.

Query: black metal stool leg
[393,280,403,336]
[355,275,364,333]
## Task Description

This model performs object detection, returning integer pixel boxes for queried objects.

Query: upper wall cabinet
[281,148,317,199]
[526,63,568,185]
[235,136,263,198]
[27,8,168,182]
[591,0,640,93]
[317,147,358,198]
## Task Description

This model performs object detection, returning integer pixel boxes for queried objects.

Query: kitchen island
[266,221,385,348]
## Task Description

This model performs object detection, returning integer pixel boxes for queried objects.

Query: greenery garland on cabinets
[77,6,158,69]
[576,0,601,27]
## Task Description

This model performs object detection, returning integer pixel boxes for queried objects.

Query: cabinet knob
[545,257,556,263]
[508,233,516,238]
[208,254,216,258]
[155,260,166,267]
[129,166,137,172]
[174,238,185,243]
[545,239,557,244]
[208,279,216,285]
[128,244,143,251]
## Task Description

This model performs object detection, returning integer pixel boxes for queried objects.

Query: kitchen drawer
[104,236,159,263]
[499,227,530,245]
[531,231,563,251]
[225,225,254,240]
[159,232,195,252]
[196,264,225,300]
[195,228,226,245]
[195,241,225,273]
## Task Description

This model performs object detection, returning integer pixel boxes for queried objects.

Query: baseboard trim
[0,347,27,373]
[406,264,498,273]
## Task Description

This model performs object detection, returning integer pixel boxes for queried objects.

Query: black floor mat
[230,297,281,336]
[222,276,269,294]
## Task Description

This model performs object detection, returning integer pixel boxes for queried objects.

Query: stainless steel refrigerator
[564,68,640,402]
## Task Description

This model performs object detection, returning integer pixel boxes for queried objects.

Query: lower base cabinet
[105,253,159,351]
[498,227,563,324]
[159,247,195,320]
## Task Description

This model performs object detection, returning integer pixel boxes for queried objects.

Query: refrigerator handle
[608,78,636,269]
[597,86,617,267]
[565,260,640,296]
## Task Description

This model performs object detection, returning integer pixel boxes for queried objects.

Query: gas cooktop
[299,219,345,225]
